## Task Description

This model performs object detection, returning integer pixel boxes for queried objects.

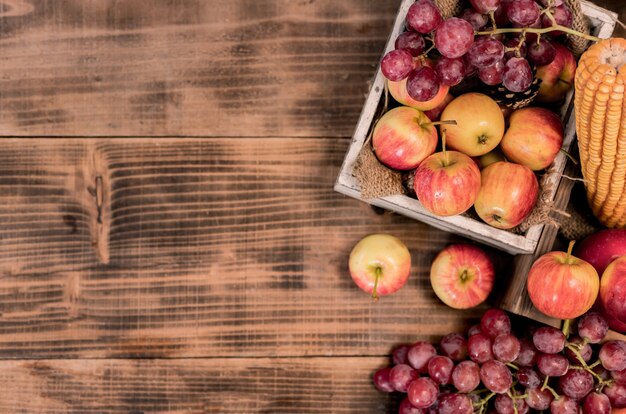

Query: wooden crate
[334,0,617,255]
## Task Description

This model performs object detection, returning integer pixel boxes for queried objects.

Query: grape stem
[476,25,600,42]
[541,375,550,391]
[562,318,572,338]
[506,391,519,414]
[588,360,601,369]
[506,362,519,370]
[565,344,613,388]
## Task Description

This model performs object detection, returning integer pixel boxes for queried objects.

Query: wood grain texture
[0,138,501,358]
[0,357,394,413]
[0,0,398,138]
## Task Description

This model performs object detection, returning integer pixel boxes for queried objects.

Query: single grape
[467,37,505,69]
[478,59,505,85]
[541,5,573,35]
[459,8,488,31]
[373,367,395,392]
[434,57,466,86]
[525,387,554,410]
[583,392,611,414]
[506,0,540,27]
[395,32,426,57]
[399,397,427,414]
[469,0,501,14]
[381,49,414,81]
[495,393,529,414]
[406,67,440,102]
[494,2,510,25]
[537,353,569,377]
[480,360,513,394]
[407,341,437,372]
[467,324,483,337]
[599,340,626,371]
[428,356,454,385]
[502,57,532,93]
[578,312,609,344]
[468,333,494,363]
[393,344,411,365]
[515,338,538,367]
[406,0,442,34]
[603,382,626,408]
[492,333,521,362]
[440,333,468,362]
[559,369,594,400]
[564,336,592,364]
[452,360,480,393]
[527,38,557,66]
[389,363,419,392]
[481,309,511,338]
[550,396,579,414]
[517,367,542,388]
[612,367,626,384]
[408,377,439,409]
[533,326,566,354]
[504,37,527,59]
[437,393,473,414]
[434,18,475,59]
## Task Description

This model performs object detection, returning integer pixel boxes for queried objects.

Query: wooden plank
[0,138,500,358]
[0,0,398,137]
[0,357,394,413]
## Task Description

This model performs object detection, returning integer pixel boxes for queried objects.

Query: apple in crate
[414,150,481,216]
[387,61,451,111]
[527,241,599,319]
[474,162,539,229]
[500,107,564,171]
[440,93,506,157]
[600,256,626,325]
[576,229,626,275]
[372,106,438,170]
[430,244,494,309]
[535,43,577,103]
[349,234,411,300]
[477,148,506,169]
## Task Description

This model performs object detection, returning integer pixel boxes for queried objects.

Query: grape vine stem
[476,25,600,42]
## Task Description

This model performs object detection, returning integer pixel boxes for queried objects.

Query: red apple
[414,150,481,216]
[440,93,506,157]
[500,107,564,171]
[430,244,494,309]
[600,256,626,325]
[474,162,539,229]
[535,43,577,103]
[372,106,438,170]
[477,148,506,169]
[424,93,454,121]
[349,234,411,300]
[576,230,626,275]
[527,241,600,320]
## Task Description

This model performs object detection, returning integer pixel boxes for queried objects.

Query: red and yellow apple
[440,93,506,157]
[527,241,600,319]
[500,107,564,171]
[414,150,481,216]
[474,162,539,229]
[349,234,411,300]
[430,244,494,309]
[536,42,577,103]
[576,229,626,275]
[388,61,451,111]
[600,256,626,325]
[372,106,438,170]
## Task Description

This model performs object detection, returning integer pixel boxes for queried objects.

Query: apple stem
[476,25,600,42]
[441,129,449,167]
[559,148,579,165]
[565,240,576,264]
[372,266,382,302]
[424,120,457,127]
[561,318,572,338]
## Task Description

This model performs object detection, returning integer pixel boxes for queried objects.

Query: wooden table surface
[0,1,623,413]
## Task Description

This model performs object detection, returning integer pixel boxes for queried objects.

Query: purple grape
[578,312,609,344]
[437,394,473,414]
[389,363,419,392]
[460,8,488,31]
[467,37,505,69]
[550,396,579,414]
[481,309,511,338]
[559,369,594,400]
[440,333,468,362]
[381,49,414,81]
[495,393,529,414]
[395,31,426,57]
[372,367,395,392]
[480,360,512,394]
[393,344,411,365]
[583,392,611,414]
[467,324,483,337]
[599,340,626,371]
[537,353,569,377]
[525,387,553,410]
[399,397,427,414]
[479,59,505,85]
[434,18,475,59]
[406,0,442,34]
[408,377,439,409]
[452,360,480,393]
[469,0,501,14]
[564,336,593,364]
[435,57,466,86]
[406,66,440,102]
[541,5,573,35]
[492,334,521,362]
[533,326,565,354]
[407,341,437,372]
[517,367,542,388]
[504,37,527,59]
[604,382,626,408]
[503,57,532,92]
[468,333,494,363]
[527,38,557,66]
[515,338,538,367]
[428,356,454,385]
[507,0,540,27]
[612,367,626,385]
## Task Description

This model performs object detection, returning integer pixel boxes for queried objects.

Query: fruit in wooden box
[535,42,577,103]
[600,256,626,325]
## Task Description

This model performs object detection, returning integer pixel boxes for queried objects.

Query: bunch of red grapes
[381,0,575,102]
[373,309,626,413]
